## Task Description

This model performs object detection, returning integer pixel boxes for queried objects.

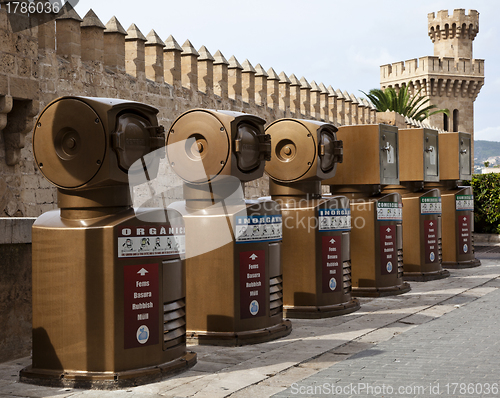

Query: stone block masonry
[0,5,378,218]
[0,217,35,363]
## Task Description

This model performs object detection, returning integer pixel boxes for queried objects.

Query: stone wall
[0,217,35,362]
[0,5,382,218]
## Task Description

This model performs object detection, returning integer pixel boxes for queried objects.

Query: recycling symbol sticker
[136,325,149,344]
[249,300,259,316]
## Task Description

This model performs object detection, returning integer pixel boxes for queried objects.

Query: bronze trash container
[166,109,291,345]
[348,192,406,296]
[20,97,196,389]
[425,132,480,268]
[442,186,479,268]
[384,127,449,281]
[398,189,448,281]
[323,124,410,297]
[264,118,360,318]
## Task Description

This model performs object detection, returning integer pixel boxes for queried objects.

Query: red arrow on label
[137,268,149,276]
[249,253,258,260]
[386,227,392,233]
[330,238,336,244]
[429,221,433,226]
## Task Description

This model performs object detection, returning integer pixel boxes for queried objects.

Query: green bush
[464,173,500,234]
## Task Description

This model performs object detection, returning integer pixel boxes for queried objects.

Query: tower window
[453,109,459,132]
[443,114,449,131]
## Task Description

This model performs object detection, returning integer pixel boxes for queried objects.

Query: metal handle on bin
[381,143,391,151]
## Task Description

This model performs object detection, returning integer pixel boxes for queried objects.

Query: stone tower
[380,9,484,135]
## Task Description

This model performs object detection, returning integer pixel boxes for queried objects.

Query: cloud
[475,126,500,142]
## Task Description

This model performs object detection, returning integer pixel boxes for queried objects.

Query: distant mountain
[474,140,500,168]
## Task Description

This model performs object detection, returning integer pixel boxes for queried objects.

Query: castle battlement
[428,9,479,43]
[380,56,484,81]
[381,9,485,136]
[427,9,479,60]
[35,6,375,126]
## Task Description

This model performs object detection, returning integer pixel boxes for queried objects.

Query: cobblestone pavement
[273,277,500,398]
[0,256,499,398]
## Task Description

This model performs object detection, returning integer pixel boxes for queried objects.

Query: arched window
[453,109,459,132]
[443,113,449,131]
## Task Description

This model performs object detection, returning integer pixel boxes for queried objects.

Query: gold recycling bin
[400,189,450,281]
[265,118,359,317]
[20,97,195,389]
[166,109,291,345]
[384,128,449,281]
[323,124,410,297]
[425,131,480,269]
[440,186,481,268]
[348,192,409,296]
[276,195,360,316]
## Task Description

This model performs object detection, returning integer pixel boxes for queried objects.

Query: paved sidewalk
[0,257,499,398]
[475,245,500,259]
[274,275,500,398]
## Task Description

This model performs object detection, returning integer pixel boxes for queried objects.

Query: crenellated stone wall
[380,9,484,136]
[428,9,479,60]
[0,4,381,218]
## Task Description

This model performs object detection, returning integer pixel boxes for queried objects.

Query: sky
[73,0,500,142]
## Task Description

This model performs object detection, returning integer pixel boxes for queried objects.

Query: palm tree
[361,83,449,122]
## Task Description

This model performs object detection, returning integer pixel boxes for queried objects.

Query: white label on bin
[318,208,351,231]
[456,195,474,211]
[235,215,282,243]
[118,225,185,258]
[377,202,402,221]
[420,197,442,215]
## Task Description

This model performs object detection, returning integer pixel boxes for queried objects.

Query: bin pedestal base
[187,320,292,346]
[442,258,481,269]
[403,269,450,282]
[352,282,411,297]
[19,351,197,390]
[283,298,360,319]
